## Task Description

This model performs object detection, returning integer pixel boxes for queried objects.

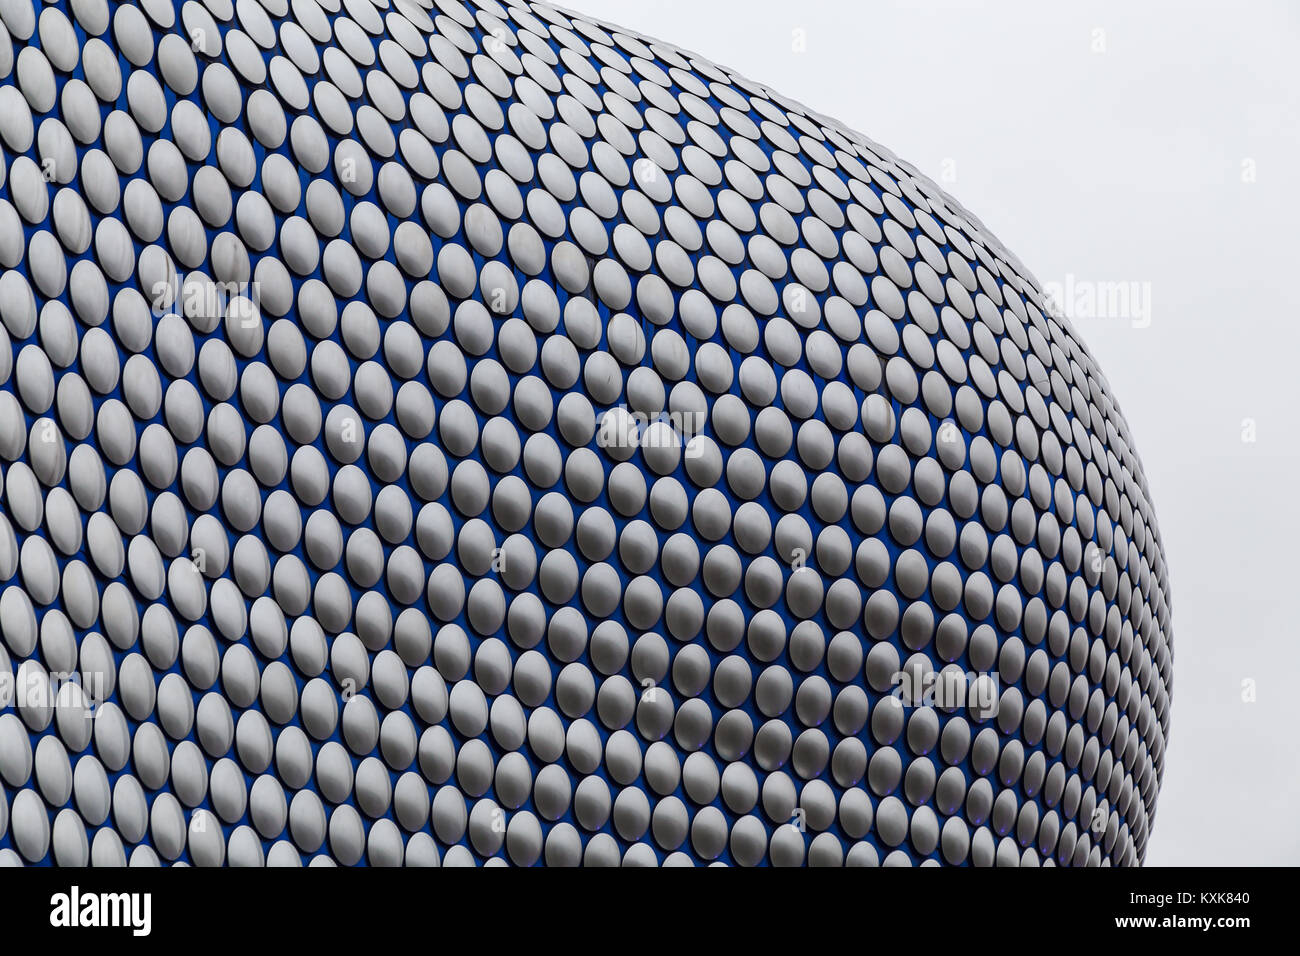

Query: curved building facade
[0,0,1172,866]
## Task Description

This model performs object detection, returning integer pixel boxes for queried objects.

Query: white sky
[570,0,1300,865]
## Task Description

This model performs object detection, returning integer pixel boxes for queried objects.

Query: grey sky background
[571,0,1300,865]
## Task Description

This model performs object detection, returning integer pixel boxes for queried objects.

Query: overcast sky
[570,0,1300,866]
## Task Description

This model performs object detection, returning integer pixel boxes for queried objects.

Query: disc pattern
[0,0,1172,866]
